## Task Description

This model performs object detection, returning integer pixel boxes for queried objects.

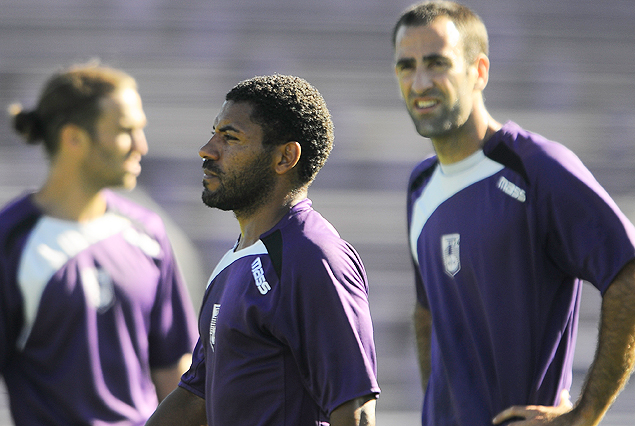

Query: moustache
[409,89,441,99]
[202,159,222,175]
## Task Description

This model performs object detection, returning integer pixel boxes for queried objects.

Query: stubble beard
[411,98,465,140]
[82,144,138,192]
[201,153,277,219]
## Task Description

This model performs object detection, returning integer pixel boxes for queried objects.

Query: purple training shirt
[408,121,635,426]
[0,190,197,425]
[180,199,380,425]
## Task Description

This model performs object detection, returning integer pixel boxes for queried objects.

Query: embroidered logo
[251,257,271,295]
[441,234,461,277]
[209,303,221,352]
[497,176,526,202]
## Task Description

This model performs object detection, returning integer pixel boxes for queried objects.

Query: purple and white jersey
[408,122,635,426]
[180,199,380,426]
[0,190,197,425]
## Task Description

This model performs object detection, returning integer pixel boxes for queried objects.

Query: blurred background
[0,0,634,424]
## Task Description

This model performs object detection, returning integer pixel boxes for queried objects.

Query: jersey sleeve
[413,258,429,309]
[0,196,38,372]
[148,229,198,368]
[0,253,23,372]
[536,143,635,294]
[178,337,206,398]
[272,239,380,415]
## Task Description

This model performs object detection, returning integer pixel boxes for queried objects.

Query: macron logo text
[251,257,271,295]
[497,176,526,202]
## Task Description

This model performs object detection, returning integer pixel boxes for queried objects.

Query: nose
[132,129,149,156]
[411,66,433,94]
[199,135,220,160]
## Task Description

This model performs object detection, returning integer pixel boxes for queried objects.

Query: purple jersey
[408,122,635,426]
[0,190,197,425]
[180,199,380,425]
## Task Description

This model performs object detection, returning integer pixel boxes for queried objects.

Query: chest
[199,256,280,357]
[411,171,533,279]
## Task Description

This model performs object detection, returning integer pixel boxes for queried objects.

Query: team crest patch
[441,234,461,277]
[209,304,221,352]
[81,266,115,313]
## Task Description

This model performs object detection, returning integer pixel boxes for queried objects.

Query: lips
[202,168,219,179]
[416,99,438,109]
[203,172,219,183]
[124,160,142,176]
[412,97,440,113]
[202,160,222,188]
[202,160,222,176]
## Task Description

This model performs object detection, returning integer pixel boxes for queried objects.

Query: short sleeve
[179,337,206,398]
[0,196,38,372]
[272,239,380,415]
[0,264,23,372]
[536,144,635,293]
[148,233,198,368]
[413,258,429,308]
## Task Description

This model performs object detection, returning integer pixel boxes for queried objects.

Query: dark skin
[145,387,207,426]
[146,101,377,426]
[146,387,377,426]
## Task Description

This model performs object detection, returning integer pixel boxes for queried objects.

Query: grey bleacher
[1,0,634,424]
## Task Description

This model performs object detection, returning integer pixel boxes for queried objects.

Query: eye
[396,59,415,74]
[429,58,450,70]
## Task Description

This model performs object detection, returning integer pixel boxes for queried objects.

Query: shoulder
[408,154,438,194]
[484,121,588,185]
[268,202,365,281]
[0,193,41,254]
[283,203,349,254]
[487,121,577,159]
[104,190,167,236]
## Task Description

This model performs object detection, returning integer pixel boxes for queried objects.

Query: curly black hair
[225,74,334,186]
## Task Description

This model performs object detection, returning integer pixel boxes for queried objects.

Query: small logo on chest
[497,176,526,202]
[251,257,271,295]
[441,234,461,277]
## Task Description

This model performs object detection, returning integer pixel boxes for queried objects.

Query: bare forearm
[414,302,432,392]
[575,260,635,425]
[329,395,376,426]
[145,386,207,426]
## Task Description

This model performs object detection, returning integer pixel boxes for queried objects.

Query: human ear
[59,123,91,154]
[474,53,490,92]
[274,141,301,175]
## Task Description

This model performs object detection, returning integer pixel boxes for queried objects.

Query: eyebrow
[395,53,449,68]
[423,53,448,63]
[215,124,241,134]
[395,57,415,68]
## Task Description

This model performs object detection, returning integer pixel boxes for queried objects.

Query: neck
[33,165,107,222]
[235,187,307,251]
[431,107,502,165]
